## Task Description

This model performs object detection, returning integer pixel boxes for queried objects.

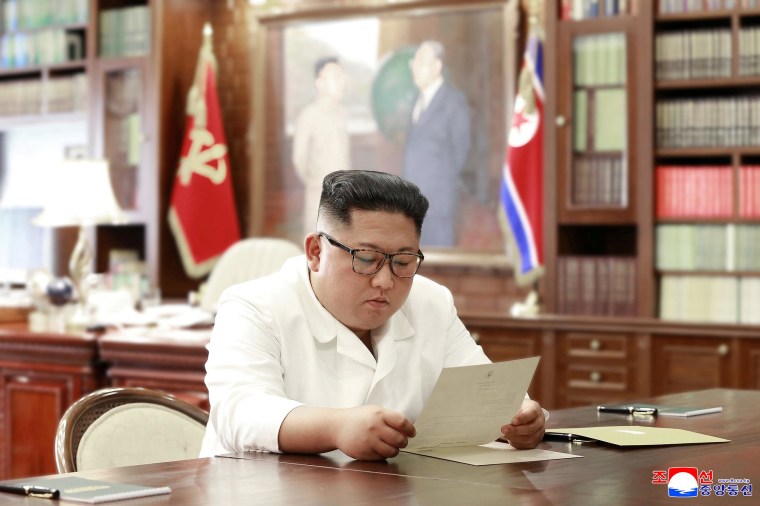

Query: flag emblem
[168,24,241,278]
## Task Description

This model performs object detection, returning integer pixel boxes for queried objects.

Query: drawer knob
[590,339,601,351]
[590,371,601,383]
[471,332,481,344]
[556,115,567,127]
[717,344,729,356]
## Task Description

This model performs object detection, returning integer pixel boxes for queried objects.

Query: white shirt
[199,255,490,457]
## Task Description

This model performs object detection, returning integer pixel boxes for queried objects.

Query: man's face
[306,210,420,340]
[410,44,442,90]
[315,62,345,101]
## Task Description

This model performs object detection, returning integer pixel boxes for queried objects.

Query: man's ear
[305,233,322,272]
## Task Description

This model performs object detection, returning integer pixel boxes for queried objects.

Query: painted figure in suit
[403,40,471,247]
[292,57,350,235]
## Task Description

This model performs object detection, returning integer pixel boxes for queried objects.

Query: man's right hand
[332,405,416,460]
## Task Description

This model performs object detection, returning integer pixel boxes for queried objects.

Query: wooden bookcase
[90,0,210,296]
[0,0,214,296]
[544,0,654,318]
[546,1,760,324]
[0,1,90,122]
[652,2,760,325]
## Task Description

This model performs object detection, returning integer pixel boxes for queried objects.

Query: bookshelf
[0,1,89,124]
[653,0,760,324]
[546,1,760,325]
[1,0,215,296]
[545,0,654,318]
[89,0,210,295]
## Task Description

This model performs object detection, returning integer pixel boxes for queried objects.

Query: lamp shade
[33,159,127,227]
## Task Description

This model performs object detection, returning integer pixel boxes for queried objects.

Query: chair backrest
[199,237,302,312]
[55,387,209,473]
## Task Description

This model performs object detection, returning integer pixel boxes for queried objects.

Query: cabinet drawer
[564,363,632,391]
[560,332,632,359]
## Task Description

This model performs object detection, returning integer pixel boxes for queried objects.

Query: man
[292,56,350,235]
[200,170,545,461]
[403,40,470,248]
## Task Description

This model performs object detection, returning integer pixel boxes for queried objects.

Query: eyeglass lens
[353,250,420,277]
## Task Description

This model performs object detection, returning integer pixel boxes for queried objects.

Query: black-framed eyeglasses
[318,233,424,278]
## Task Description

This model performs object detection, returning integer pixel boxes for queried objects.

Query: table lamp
[33,159,127,325]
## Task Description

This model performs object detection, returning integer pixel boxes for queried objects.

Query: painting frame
[249,0,519,268]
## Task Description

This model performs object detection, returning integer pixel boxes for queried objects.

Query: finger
[379,427,409,450]
[511,401,541,425]
[383,411,416,437]
[372,439,402,459]
[507,416,543,436]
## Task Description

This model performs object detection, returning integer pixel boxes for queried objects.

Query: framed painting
[250,0,519,266]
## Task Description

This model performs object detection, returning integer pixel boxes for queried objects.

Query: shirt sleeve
[205,289,302,454]
[438,284,490,368]
[435,282,546,414]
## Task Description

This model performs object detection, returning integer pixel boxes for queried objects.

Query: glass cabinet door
[103,67,143,211]
[571,32,628,209]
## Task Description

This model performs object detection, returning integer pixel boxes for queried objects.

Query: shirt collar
[294,258,415,345]
[420,76,444,109]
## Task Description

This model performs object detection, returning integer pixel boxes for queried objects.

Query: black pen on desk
[0,484,60,499]
[597,406,657,415]
[543,432,595,443]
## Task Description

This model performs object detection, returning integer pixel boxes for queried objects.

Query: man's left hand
[500,399,545,449]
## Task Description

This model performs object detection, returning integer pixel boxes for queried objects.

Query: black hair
[318,170,429,236]
[314,56,340,78]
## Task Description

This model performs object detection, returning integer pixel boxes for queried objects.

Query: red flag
[500,31,544,287]
[168,24,240,278]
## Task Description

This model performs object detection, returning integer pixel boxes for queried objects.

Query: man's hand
[500,399,545,449]
[333,405,416,460]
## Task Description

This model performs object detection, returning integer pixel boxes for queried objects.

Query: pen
[543,431,595,443]
[597,406,657,415]
[0,484,60,499]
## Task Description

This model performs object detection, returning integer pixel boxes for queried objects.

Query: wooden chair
[55,387,209,473]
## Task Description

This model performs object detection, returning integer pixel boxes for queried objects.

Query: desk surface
[2,389,757,505]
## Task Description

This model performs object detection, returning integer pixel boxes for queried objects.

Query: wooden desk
[2,389,756,505]
[0,324,99,479]
[98,328,211,410]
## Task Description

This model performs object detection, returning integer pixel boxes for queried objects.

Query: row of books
[1,0,87,32]
[656,166,733,218]
[573,33,626,87]
[658,0,742,13]
[0,73,86,116]
[657,27,760,80]
[656,96,760,148]
[572,156,627,207]
[655,29,732,81]
[561,0,630,19]
[557,256,637,317]
[660,275,760,324]
[739,166,760,216]
[0,28,82,69]
[574,88,626,152]
[739,27,760,77]
[99,6,150,58]
[656,224,760,271]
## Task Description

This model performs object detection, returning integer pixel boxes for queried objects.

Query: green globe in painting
[371,46,417,144]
